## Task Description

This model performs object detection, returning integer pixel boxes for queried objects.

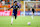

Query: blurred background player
[30,4,35,19]
[8,1,19,25]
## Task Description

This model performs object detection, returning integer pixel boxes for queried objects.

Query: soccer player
[30,7,35,19]
[8,1,19,25]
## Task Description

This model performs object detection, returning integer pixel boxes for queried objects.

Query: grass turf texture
[0,16,40,27]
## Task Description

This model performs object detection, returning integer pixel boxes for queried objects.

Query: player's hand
[8,8,11,10]
[8,9,9,10]
[6,9,9,11]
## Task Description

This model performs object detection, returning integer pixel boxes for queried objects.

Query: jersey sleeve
[11,6,13,8]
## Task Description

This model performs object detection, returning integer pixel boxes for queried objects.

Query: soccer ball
[27,22,31,25]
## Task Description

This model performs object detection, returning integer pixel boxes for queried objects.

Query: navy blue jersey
[11,5,19,16]
[11,5,19,10]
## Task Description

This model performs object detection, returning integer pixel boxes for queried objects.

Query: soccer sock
[11,17,14,24]
[32,15,33,19]
[15,14,17,19]
[15,15,17,19]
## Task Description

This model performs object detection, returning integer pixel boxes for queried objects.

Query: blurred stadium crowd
[0,0,40,16]
[0,0,40,11]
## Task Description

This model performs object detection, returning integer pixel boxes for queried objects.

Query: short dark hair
[14,1,17,3]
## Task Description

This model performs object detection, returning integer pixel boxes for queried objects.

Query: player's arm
[8,6,13,10]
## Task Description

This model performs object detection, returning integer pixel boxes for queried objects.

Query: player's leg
[31,11,34,19]
[15,14,17,19]
[31,9,34,19]
[15,11,17,19]
[11,13,15,25]
[11,15,14,25]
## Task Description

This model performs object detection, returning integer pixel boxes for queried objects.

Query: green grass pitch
[0,16,40,27]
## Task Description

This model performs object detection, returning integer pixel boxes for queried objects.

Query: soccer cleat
[31,16,33,19]
[11,23,12,25]
[15,17,17,20]
[11,22,13,25]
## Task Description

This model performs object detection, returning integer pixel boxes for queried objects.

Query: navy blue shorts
[12,9,17,16]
